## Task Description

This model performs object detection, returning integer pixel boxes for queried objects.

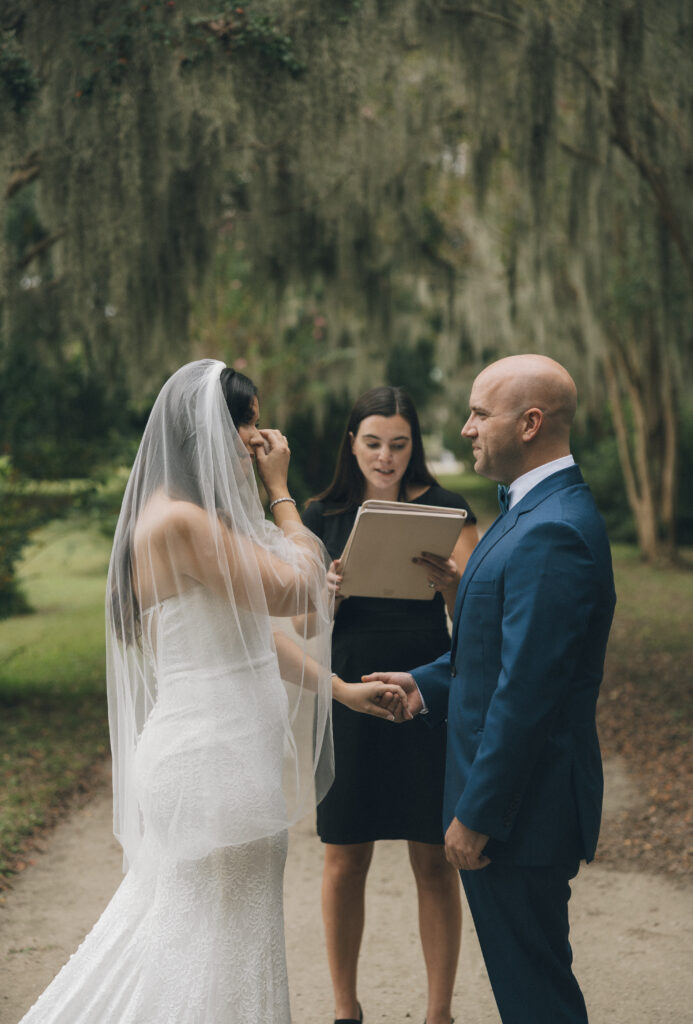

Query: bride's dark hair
[111,365,258,644]
[219,367,258,428]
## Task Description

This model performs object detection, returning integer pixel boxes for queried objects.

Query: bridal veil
[106,359,334,870]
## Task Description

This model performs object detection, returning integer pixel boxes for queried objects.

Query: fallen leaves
[596,661,693,880]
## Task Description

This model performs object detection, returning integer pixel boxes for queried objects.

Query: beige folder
[338,499,467,600]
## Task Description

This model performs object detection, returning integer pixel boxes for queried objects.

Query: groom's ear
[520,407,543,442]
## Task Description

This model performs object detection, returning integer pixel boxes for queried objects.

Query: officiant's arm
[272,630,412,720]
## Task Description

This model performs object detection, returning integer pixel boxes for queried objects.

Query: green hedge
[0,458,97,618]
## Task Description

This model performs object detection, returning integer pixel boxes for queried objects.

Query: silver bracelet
[269,496,297,513]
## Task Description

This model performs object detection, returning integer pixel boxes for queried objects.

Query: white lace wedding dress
[20,587,293,1024]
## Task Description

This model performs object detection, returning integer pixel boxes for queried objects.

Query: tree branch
[6,152,41,199]
[17,231,65,270]
[559,140,602,166]
[436,5,522,33]
[648,97,693,159]
[436,7,602,95]
[608,88,693,291]
[553,47,602,95]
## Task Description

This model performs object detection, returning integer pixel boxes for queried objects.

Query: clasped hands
[360,670,422,721]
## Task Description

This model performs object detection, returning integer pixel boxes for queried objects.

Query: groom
[366,354,616,1023]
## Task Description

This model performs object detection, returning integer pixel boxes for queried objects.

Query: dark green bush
[0,459,94,618]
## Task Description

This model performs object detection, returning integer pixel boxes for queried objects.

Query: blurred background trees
[1,0,692,613]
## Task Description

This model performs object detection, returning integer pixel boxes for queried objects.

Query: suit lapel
[450,465,584,664]
[449,512,516,663]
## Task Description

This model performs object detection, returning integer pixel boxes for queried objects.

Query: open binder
[338,499,467,601]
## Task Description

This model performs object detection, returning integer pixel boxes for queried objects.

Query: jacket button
[451,667,457,677]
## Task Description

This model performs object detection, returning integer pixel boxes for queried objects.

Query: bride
[19,359,408,1024]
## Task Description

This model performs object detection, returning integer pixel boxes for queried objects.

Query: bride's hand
[254,429,291,498]
[331,677,413,721]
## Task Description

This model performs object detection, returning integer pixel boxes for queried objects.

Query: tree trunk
[659,353,678,558]
[603,344,678,564]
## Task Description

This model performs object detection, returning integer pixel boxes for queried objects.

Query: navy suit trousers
[462,861,588,1024]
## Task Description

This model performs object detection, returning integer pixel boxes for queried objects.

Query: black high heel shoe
[334,1004,363,1024]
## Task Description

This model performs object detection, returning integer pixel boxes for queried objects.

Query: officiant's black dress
[302,485,476,845]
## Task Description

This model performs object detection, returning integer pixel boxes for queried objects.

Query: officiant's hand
[412,551,461,594]
[444,817,490,871]
[327,560,344,597]
[360,671,422,721]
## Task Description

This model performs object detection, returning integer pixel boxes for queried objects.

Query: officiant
[300,386,478,1024]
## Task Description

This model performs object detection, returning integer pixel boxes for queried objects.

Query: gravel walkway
[1,758,691,1023]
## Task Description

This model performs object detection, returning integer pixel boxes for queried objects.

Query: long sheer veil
[106,359,334,870]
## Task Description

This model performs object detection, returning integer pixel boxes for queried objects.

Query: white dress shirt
[507,454,575,510]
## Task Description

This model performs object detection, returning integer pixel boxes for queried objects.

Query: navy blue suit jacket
[412,466,616,866]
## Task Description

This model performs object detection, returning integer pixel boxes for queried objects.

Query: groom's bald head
[462,354,577,483]
[480,355,577,435]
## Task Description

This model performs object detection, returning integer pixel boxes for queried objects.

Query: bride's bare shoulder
[134,497,209,546]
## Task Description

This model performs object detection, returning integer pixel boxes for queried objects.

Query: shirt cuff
[415,682,428,714]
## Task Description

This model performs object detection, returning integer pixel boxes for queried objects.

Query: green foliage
[284,393,353,505]
[1,0,691,562]
[0,345,133,480]
[233,11,304,76]
[73,0,303,99]
[0,182,136,610]
[0,462,99,618]
[81,462,134,539]
[574,431,635,544]
[573,398,693,548]
[0,458,33,618]
[0,31,38,113]
[0,348,133,479]
[0,458,97,618]
[386,338,442,411]
[0,183,129,607]
[2,185,139,479]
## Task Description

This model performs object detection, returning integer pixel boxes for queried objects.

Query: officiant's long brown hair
[307,385,437,514]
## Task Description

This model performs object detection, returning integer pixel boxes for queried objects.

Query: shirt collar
[507,455,575,511]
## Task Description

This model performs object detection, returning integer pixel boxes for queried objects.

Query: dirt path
[1,758,691,1023]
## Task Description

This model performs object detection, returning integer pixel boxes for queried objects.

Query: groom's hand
[445,817,490,871]
[361,672,422,720]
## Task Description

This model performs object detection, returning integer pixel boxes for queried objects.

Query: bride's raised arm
[143,499,323,618]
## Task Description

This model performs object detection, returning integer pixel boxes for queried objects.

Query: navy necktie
[498,484,510,515]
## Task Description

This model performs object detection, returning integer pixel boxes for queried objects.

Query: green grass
[0,519,111,876]
[608,543,693,660]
